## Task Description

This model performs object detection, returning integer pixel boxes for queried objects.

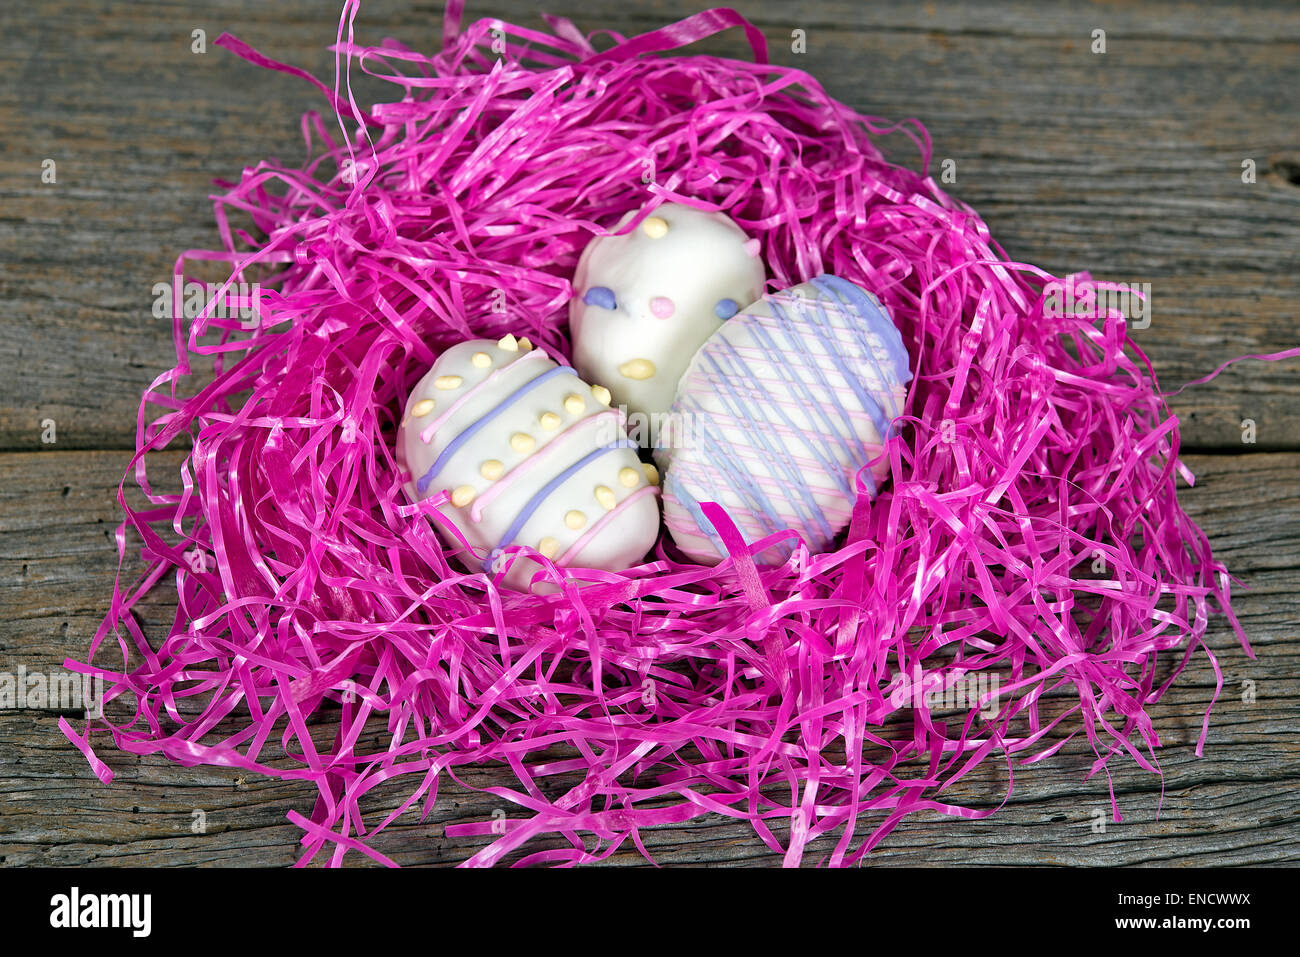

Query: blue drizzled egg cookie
[656,275,912,565]
[569,202,766,422]
[398,336,661,590]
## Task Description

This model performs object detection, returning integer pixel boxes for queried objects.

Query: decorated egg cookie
[398,336,661,589]
[569,202,766,423]
[657,275,912,565]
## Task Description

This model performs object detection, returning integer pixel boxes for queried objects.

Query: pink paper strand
[63,0,1292,867]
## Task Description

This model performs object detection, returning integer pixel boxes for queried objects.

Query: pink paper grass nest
[64,1,1257,866]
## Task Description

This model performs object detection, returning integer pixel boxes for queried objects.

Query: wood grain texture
[1,448,1296,866]
[1,1,1298,450]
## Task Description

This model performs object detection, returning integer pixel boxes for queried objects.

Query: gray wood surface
[1,0,1297,866]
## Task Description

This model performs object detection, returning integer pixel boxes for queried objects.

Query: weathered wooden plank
[1,446,1296,865]
[3,650,1297,867]
[608,0,1300,40]
[1,1,1297,450]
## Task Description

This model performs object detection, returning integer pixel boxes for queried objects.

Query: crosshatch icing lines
[658,275,912,565]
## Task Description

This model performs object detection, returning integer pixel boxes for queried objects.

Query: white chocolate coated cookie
[398,336,661,590]
[569,203,766,423]
[657,276,912,565]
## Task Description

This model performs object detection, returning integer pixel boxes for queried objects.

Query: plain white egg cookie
[656,275,912,565]
[397,336,661,590]
[569,202,766,426]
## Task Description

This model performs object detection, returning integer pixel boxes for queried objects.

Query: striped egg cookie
[398,336,661,590]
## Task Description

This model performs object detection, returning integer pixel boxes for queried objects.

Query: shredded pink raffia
[64,0,1295,867]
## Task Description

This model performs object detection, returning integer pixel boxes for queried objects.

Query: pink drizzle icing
[558,483,661,567]
[419,348,548,444]
[469,408,625,522]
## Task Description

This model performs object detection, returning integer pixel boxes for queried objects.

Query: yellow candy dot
[594,486,616,511]
[518,337,532,351]
[642,216,669,238]
[618,467,640,488]
[537,537,559,559]
[480,459,504,480]
[471,351,491,368]
[643,462,660,485]
[451,485,476,507]
[434,375,463,390]
[539,411,561,431]
[591,385,611,406]
[565,510,587,530]
[510,432,535,453]
[618,358,656,380]
[563,393,585,415]
[498,334,519,352]
[411,398,435,418]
